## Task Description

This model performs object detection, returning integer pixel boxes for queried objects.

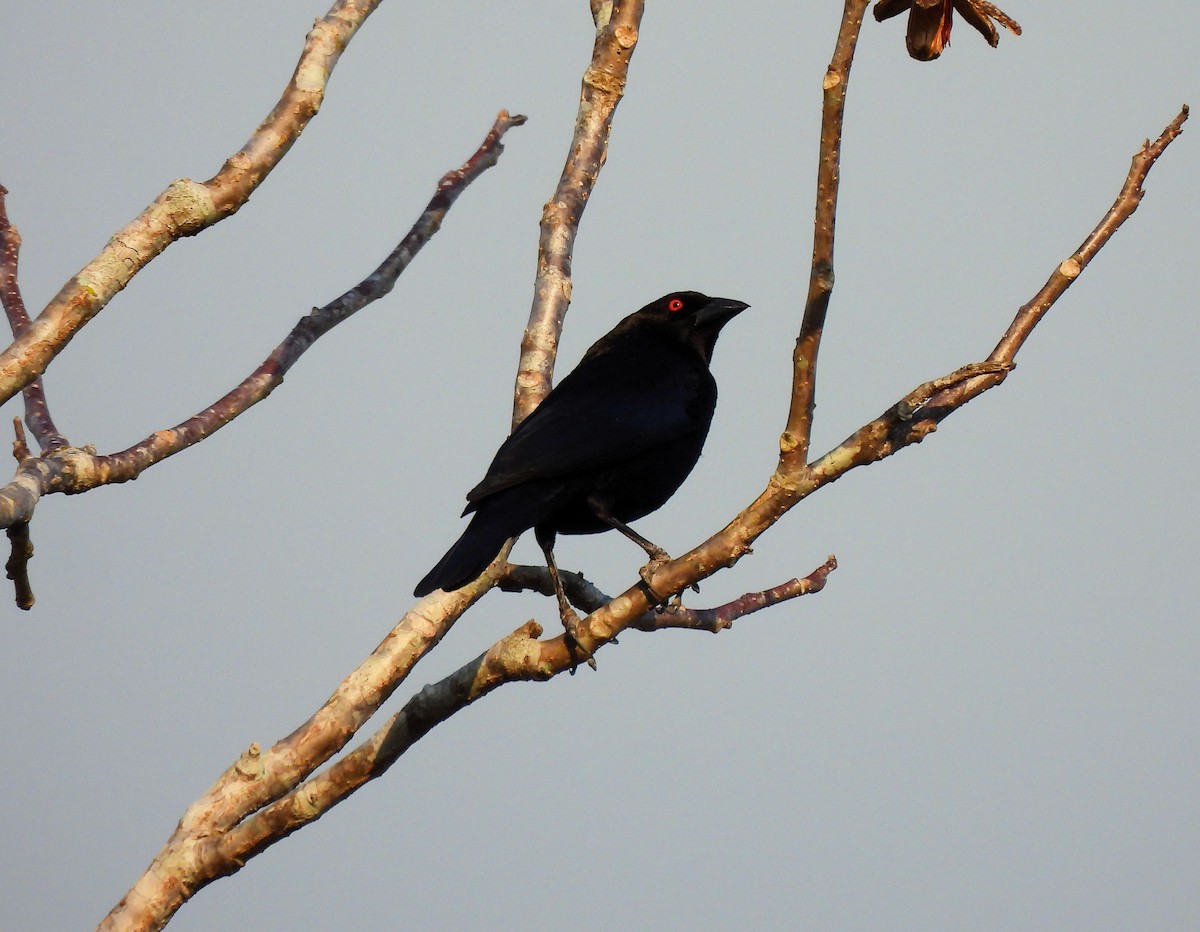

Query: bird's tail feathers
[413,506,518,597]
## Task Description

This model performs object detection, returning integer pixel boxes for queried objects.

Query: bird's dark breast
[536,427,710,535]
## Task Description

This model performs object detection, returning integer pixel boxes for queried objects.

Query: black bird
[414,290,748,643]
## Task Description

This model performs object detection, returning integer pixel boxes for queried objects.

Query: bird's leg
[585,495,671,562]
[585,495,678,608]
[535,526,595,671]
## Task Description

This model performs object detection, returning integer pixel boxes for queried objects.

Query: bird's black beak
[696,296,750,328]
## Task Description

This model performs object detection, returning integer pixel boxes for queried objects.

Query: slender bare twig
[780,0,870,475]
[996,106,1189,356]
[0,187,67,451]
[90,111,526,481]
[0,112,526,532]
[513,0,645,425]
[0,0,384,408]
[916,103,1188,414]
[1,189,62,609]
[501,557,840,632]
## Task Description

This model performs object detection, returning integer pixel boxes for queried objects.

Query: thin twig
[500,557,839,632]
[512,0,645,425]
[990,107,1188,362]
[780,0,870,475]
[0,187,67,451]
[4,418,34,609]
[924,103,1188,414]
[0,192,59,609]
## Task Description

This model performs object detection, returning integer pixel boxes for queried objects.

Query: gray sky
[2,2,1198,929]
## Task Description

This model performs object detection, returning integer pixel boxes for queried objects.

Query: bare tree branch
[1,191,61,609]
[989,107,1188,360]
[101,573,500,930]
[205,548,834,867]
[513,0,646,424]
[0,0,384,408]
[4,519,33,611]
[916,102,1188,414]
[0,112,525,532]
[781,0,870,475]
[206,557,843,858]
[501,557,840,632]
[0,187,67,452]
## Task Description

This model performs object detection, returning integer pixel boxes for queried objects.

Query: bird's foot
[637,548,672,594]
[558,607,597,672]
[638,553,700,613]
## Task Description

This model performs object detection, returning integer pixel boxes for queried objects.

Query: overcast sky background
[2,3,1197,929]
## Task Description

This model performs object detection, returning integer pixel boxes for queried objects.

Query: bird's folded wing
[466,351,710,503]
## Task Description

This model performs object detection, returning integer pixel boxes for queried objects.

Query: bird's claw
[638,549,672,590]
[641,565,699,614]
[646,545,672,565]
[559,608,597,672]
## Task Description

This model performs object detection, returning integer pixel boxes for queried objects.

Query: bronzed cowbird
[414,291,748,643]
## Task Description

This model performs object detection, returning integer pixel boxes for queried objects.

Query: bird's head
[641,291,750,361]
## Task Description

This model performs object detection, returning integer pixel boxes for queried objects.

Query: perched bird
[413,290,749,648]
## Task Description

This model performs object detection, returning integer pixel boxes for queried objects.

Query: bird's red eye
[667,298,685,312]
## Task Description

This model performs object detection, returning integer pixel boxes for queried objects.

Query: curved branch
[0,0,384,408]
[512,0,645,425]
[0,112,526,530]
